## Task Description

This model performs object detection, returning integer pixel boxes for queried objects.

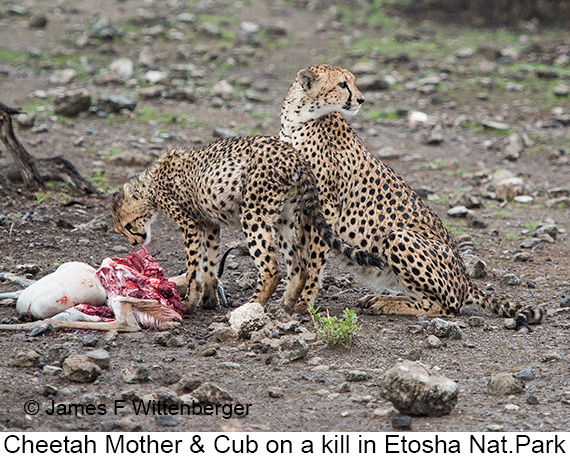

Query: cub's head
[112,183,155,247]
[285,64,365,123]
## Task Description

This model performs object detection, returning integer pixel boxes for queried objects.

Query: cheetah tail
[297,169,385,270]
[468,283,546,330]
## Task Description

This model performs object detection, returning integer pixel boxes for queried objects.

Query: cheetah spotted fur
[279,64,545,329]
[113,136,383,311]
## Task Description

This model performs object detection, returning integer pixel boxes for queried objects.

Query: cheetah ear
[123,183,139,200]
[298,69,318,92]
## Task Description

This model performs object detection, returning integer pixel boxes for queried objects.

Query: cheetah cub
[279,64,545,330]
[113,136,383,311]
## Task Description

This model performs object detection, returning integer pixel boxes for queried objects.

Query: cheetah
[279,64,545,330]
[112,136,383,312]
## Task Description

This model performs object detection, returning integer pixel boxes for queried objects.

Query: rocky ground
[0,0,569,432]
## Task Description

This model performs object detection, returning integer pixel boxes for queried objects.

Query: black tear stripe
[343,86,353,111]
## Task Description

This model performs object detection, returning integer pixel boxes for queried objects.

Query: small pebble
[392,415,412,430]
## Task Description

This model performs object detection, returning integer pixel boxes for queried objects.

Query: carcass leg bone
[0,297,174,334]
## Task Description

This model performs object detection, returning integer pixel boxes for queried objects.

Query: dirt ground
[0,0,569,432]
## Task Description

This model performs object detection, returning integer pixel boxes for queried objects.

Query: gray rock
[541,352,562,363]
[426,335,443,348]
[28,14,48,29]
[121,363,149,383]
[219,362,241,369]
[213,127,239,139]
[153,331,185,347]
[468,316,485,327]
[421,125,444,145]
[546,197,570,209]
[94,94,137,114]
[380,361,459,416]
[12,350,40,367]
[54,90,92,117]
[172,374,202,396]
[504,133,524,160]
[553,83,569,97]
[268,386,283,398]
[461,252,487,279]
[345,370,368,382]
[533,225,558,240]
[43,365,63,376]
[392,415,412,430]
[110,58,134,80]
[211,80,234,99]
[500,273,521,286]
[63,355,102,383]
[191,383,233,404]
[155,414,179,427]
[46,343,76,365]
[514,368,535,380]
[90,17,120,40]
[357,75,389,91]
[15,112,36,128]
[48,68,77,85]
[277,336,309,363]
[447,206,470,218]
[482,120,510,131]
[519,238,542,249]
[514,252,533,262]
[85,349,110,369]
[228,302,266,337]
[82,334,99,347]
[487,373,524,396]
[212,324,239,343]
[426,318,462,340]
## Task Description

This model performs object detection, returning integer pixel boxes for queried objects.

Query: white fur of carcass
[16,262,107,318]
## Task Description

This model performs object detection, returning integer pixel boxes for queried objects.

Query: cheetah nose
[357,97,365,105]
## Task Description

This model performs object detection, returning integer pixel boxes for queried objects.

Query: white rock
[110,58,134,80]
[228,302,266,337]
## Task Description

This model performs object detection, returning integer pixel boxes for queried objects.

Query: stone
[43,365,63,376]
[500,273,521,286]
[94,94,137,114]
[504,133,524,161]
[553,83,569,97]
[276,336,309,363]
[144,70,167,85]
[481,120,510,131]
[228,302,266,337]
[82,334,99,347]
[172,374,202,396]
[426,335,443,348]
[12,350,40,367]
[28,14,48,29]
[468,316,485,327]
[48,68,77,85]
[211,80,234,99]
[345,370,368,382]
[90,17,119,40]
[421,125,444,145]
[461,252,487,279]
[155,415,179,427]
[380,361,459,416]
[15,112,36,128]
[63,355,102,383]
[487,373,524,396]
[426,318,462,340]
[153,332,185,347]
[191,383,233,404]
[514,368,535,381]
[447,206,470,218]
[45,343,76,366]
[85,349,110,369]
[356,75,389,91]
[54,89,92,117]
[213,127,239,139]
[110,58,134,80]
[392,415,412,430]
[121,363,149,383]
[211,323,239,343]
[268,386,283,398]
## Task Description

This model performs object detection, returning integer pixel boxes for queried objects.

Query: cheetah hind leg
[358,294,449,317]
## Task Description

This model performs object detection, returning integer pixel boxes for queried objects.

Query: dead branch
[0,102,98,194]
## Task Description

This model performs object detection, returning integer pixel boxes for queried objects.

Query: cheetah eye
[338,81,348,89]
[125,223,133,232]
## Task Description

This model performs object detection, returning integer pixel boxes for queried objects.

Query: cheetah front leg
[180,220,203,312]
[199,223,221,310]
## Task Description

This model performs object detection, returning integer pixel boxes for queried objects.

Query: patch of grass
[493,210,509,218]
[416,158,448,170]
[363,107,404,122]
[0,48,30,66]
[88,171,111,192]
[308,305,358,348]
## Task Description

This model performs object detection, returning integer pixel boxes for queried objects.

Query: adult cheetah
[113,136,383,312]
[279,64,545,330]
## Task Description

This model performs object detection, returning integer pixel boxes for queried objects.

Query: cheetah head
[112,183,155,247]
[286,64,365,123]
